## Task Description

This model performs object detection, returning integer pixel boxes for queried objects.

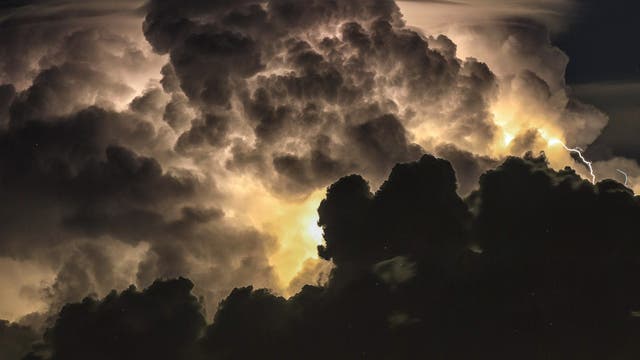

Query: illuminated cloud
[0,4,638,358]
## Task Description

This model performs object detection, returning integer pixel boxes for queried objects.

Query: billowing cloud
[26,278,206,360]
[19,154,640,359]
[0,2,639,358]
[141,0,502,196]
[0,0,280,326]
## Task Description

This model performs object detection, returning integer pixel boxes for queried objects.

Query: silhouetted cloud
[0,321,38,360]
[25,278,205,360]
[20,153,640,359]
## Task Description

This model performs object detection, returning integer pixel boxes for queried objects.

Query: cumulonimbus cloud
[0,2,638,358]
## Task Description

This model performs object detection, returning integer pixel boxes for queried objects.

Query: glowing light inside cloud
[259,189,325,289]
[304,212,324,246]
[226,176,326,290]
[503,132,515,146]
[0,258,55,321]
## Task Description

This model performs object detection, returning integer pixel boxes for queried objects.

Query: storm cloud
[0,1,639,359]
[141,0,503,195]
[17,153,640,359]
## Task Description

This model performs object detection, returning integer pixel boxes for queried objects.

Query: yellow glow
[503,132,515,146]
[224,176,325,290]
[487,102,597,183]
[0,258,55,321]
[261,189,325,289]
[303,210,324,246]
[547,138,561,146]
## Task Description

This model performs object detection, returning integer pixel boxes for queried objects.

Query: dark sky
[555,0,640,84]
[554,0,640,161]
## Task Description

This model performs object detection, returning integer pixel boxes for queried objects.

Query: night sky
[1,1,639,359]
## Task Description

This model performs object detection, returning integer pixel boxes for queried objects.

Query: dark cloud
[26,278,206,360]
[134,215,279,312]
[142,0,499,196]
[0,84,15,128]
[9,63,132,125]
[43,243,120,311]
[25,153,640,359]
[464,154,640,358]
[0,0,289,325]
[0,5,157,92]
[318,154,469,271]
[0,91,276,322]
[215,154,640,358]
[0,320,38,360]
[0,107,194,255]
[175,114,230,154]
[272,136,353,195]
[163,94,193,131]
[346,114,424,178]
[129,88,167,117]
[169,30,264,109]
[508,128,546,155]
[285,258,332,295]
[0,17,70,88]
[435,143,499,195]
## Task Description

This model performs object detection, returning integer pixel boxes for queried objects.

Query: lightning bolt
[616,169,629,186]
[548,138,596,184]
